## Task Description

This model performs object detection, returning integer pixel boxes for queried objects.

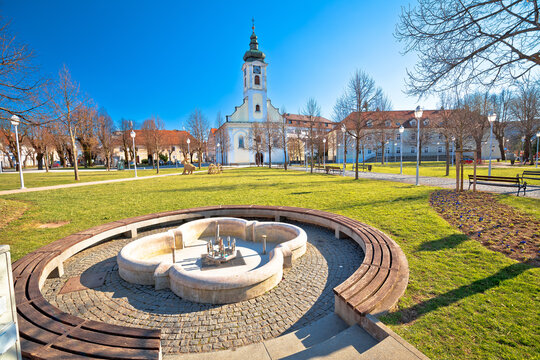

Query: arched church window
[255,104,260,112]
[254,75,260,85]
[238,135,245,149]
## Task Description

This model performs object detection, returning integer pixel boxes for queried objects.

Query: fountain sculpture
[117,217,307,304]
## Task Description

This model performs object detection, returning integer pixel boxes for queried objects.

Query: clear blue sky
[2,0,436,129]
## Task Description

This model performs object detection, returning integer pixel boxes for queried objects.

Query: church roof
[243,29,265,62]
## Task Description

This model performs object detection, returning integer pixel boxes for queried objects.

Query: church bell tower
[242,20,267,122]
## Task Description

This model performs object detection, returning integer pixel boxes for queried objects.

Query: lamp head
[341,125,346,133]
[217,143,220,147]
[10,115,20,126]
[414,106,423,120]
[130,130,136,138]
[323,138,326,143]
[488,112,496,122]
[187,138,190,144]
[399,125,404,133]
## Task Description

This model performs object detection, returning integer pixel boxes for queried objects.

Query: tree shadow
[383,259,535,325]
[416,234,469,252]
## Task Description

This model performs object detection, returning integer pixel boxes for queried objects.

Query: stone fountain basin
[117,217,307,304]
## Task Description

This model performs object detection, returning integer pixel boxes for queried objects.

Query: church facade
[221,27,285,165]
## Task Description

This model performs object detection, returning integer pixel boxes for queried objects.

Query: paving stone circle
[42,221,364,354]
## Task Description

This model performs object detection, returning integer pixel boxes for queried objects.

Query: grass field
[0,167,206,191]
[0,168,538,359]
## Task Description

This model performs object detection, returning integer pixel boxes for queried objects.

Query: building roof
[116,129,195,146]
[243,29,266,62]
[340,109,449,130]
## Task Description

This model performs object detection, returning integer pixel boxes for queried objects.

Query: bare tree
[250,121,265,166]
[396,0,540,96]
[262,113,280,168]
[0,21,49,125]
[96,108,115,171]
[214,112,229,165]
[491,90,513,160]
[50,65,83,180]
[511,77,540,163]
[371,93,393,164]
[339,69,382,179]
[187,109,209,168]
[74,104,99,168]
[278,108,289,170]
[27,118,54,171]
[141,116,165,173]
[301,98,321,173]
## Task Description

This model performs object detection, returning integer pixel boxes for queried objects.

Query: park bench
[468,174,526,196]
[314,165,326,172]
[352,164,372,172]
[325,165,342,174]
[521,170,540,183]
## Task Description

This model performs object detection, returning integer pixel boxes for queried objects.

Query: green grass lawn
[0,168,538,359]
[0,167,207,191]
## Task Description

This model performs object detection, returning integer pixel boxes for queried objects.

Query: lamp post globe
[10,115,24,189]
[399,125,404,175]
[414,106,422,185]
[187,138,191,162]
[487,112,496,175]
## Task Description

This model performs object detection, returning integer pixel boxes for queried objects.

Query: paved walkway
[291,167,540,198]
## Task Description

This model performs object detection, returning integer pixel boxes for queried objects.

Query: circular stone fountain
[117,217,307,304]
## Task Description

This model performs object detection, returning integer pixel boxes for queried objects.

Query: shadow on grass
[384,259,535,325]
[416,234,469,252]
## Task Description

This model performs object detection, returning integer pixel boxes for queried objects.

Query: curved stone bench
[13,205,408,359]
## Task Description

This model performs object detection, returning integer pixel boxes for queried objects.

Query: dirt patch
[430,190,540,266]
[36,221,70,229]
[0,199,27,229]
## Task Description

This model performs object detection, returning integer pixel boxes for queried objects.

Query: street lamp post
[451,137,455,166]
[399,125,404,175]
[488,112,496,176]
[536,131,540,168]
[217,143,220,165]
[394,142,397,163]
[521,136,525,163]
[341,125,346,176]
[130,130,137,178]
[187,138,191,163]
[10,115,25,189]
[414,106,423,185]
[323,138,326,167]
[437,142,440,162]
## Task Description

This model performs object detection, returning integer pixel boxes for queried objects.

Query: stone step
[279,324,378,360]
[263,313,349,359]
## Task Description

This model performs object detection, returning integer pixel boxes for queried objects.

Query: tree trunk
[45,149,50,173]
[381,142,385,165]
[268,145,272,168]
[68,129,80,181]
[36,153,44,170]
[156,152,160,174]
[455,151,460,191]
[283,147,287,170]
[475,139,482,164]
[497,138,506,161]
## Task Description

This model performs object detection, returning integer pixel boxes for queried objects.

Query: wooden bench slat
[82,320,161,339]
[348,268,391,308]
[20,337,93,360]
[68,327,160,350]
[52,337,159,360]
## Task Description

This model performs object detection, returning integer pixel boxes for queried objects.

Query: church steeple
[243,19,266,62]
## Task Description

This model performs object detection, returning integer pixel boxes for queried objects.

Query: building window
[386,148,390,154]
[367,149,372,154]
[424,146,429,153]
[411,147,416,153]
[367,120,373,127]
[411,133,416,140]
[411,119,416,126]
[385,120,391,127]
[254,75,260,85]
[397,147,401,154]
[289,120,292,124]
[255,104,261,112]
[438,147,443,153]
[397,134,401,140]
[367,135,372,141]
[396,122,400,126]
[439,133,443,140]
[238,135,245,149]
[423,119,429,126]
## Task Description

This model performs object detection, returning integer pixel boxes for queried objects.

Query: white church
[221,26,286,165]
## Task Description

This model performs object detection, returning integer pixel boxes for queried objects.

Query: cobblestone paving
[42,222,364,354]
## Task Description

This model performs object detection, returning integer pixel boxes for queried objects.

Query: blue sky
[2,0,437,129]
